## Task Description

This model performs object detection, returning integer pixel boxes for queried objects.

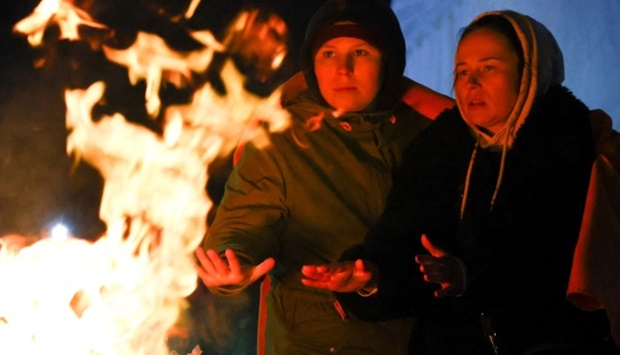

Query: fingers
[434,287,453,298]
[251,257,276,282]
[194,247,211,281]
[196,247,232,274]
[300,264,333,289]
[354,259,367,273]
[300,278,330,289]
[195,247,232,286]
[415,253,467,298]
[195,247,272,288]
[301,264,339,288]
[301,265,330,283]
[195,246,217,275]
[433,281,463,298]
[300,261,362,292]
[415,254,435,266]
[224,248,242,275]
[421,234,446,257]
[301,265,315,277]
[416,254,448,281]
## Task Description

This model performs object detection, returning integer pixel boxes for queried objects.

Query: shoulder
[540,85,589,117]
[278,72,456,121]
[513,86,595,168]
[519,85,592,144]
[416,107,469,146]
[279,72,307,108]
[401,108,472,167]
[398,77,455,120]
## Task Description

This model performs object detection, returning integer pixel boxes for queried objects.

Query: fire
[101,31,225,117]
[223,9,288,82]
[0,230,182,354]
[3,0,291,353]
[13,0,107,47]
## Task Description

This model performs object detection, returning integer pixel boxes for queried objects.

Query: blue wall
[392,0,620,130]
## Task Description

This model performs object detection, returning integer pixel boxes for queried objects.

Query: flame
[1,232,183,354]
[184,0,203,20]
[223,9,288,82]
[102,32,225,117]
[13,0,107,47]
[163,60,291,157]
[4,1,291,353]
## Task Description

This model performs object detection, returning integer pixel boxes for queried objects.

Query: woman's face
[454,28,521,135]
[314,37,382,112]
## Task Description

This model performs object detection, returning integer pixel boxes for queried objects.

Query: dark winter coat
[337,10,616,355]
[356,85,617,354]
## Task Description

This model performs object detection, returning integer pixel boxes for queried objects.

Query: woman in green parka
[195,0,454,353]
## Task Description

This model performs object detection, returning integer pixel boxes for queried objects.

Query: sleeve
[335,117,461,321]
[568,110,620,345]
[202,141,288,295]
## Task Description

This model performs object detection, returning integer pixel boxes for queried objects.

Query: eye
[483,65,494,71]
[353,49,368,56]
[455,69,469,77]
[321,50,335,58]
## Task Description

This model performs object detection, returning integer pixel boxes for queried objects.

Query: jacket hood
[299,0,407,111]
[457,10,566,217]
[461,10,565,149]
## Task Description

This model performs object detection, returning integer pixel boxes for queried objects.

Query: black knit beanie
[300,0,406,111]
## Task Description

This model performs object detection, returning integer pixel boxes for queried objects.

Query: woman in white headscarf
[302,10,618,354]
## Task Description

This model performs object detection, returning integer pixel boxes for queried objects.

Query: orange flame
[13,0,107,47]
[102,31,225,117]
[4,1,291,353]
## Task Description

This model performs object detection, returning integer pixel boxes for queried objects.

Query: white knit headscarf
[458,10,565,218]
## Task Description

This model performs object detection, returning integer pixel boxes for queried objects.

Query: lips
[468,98,486,108]
[334,86,357,92]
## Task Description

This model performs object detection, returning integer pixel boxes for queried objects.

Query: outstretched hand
[415,234,467,297]
[301,259,376,293]
[195,247,275,288]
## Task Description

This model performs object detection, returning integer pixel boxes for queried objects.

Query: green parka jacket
[203,76,453,353]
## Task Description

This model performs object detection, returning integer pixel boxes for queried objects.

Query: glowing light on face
[3,1,291,353]
[314,37,382,112]
[454,28,521,135]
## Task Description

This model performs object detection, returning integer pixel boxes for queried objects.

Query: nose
[336,54,354,75]
[466,70,481,87]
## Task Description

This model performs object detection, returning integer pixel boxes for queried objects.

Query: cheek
[314,65,327,83]
[454,83,467,106]
[363,65,383,97]
[498,78,520,111]
[502,92,519,116]
[314,67,331,92]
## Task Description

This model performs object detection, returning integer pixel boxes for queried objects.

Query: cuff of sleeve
[455,257,467,297]
[356,286,378,297]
